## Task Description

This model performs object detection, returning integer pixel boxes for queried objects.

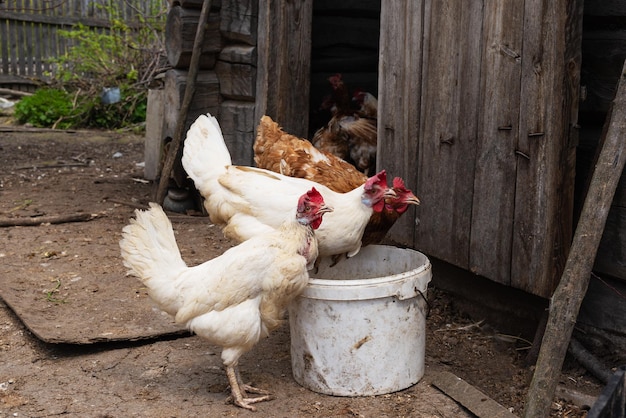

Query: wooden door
[378,0,584,298]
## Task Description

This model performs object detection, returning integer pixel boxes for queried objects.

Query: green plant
[14,89,76,128]
[44,278,66,304]
[27,0,167,130]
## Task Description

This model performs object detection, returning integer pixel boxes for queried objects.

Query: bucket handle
[417,287,431,318]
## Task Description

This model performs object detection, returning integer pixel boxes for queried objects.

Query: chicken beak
[405,193,421,206]
[383,188,397,198]
[318,204,334,215]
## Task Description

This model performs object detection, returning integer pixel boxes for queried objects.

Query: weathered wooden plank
[8,19,18,75]
[144,89,165,181]
[412,0,482,266]
[219,100,256,166]
[215,45,256,101]
[0,10,115,28]
[469,0,524,284]
[511,0,583,297]
[164,6,221,69]
[377,1,423,247]
[431,371,518,418]
[255,0,312,138]
[220,0,258,45]
[0,21,8,74]
[32,22,42,77]
[23,21,33,76]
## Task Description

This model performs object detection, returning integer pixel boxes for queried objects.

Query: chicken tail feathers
[181,113,231,195]
[119,203,187,315]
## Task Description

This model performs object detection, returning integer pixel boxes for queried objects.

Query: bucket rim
[302,259,432,301]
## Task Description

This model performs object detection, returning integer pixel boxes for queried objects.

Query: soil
[0,119,605,417]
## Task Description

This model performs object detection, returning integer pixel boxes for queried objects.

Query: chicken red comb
[306,187,324,204]
[364,170,388,190]
[298,188,324,212]
[393,177,407,190]
[328,73,343,88]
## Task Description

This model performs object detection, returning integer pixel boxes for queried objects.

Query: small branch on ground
[0,213,99,227]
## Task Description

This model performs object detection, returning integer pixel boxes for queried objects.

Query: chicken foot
[234,367,271,395]
[225,365,273,411]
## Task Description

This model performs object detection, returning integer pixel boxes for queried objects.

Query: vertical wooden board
[220,100,256,166]
[0,20,8,74]
[469,0,524,284]
[9,20,18,74]
[411,0,482,267]
[377,1,423,247]
[33,22,42,77]
[255,0,312,138]
[24,21,32,75]
[512,0,582,297]
[144,89,165,181]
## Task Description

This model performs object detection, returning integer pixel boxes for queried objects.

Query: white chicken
[181,113,395,260]
[119,190,332,411]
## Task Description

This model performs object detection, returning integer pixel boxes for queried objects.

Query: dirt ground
[0,120,605,417]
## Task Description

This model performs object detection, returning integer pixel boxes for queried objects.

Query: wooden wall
[155,0,591,299]
[378,0,584,298]
[146,0,261,183]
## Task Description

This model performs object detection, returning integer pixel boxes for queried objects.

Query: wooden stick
[523,60,626,417]
[431,371,517,418]
[0,87,33,97]
[0,213,98,227]
[568,338,612,384]
[154,0,212,204]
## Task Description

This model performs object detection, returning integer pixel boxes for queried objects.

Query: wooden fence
[0,0,163,90]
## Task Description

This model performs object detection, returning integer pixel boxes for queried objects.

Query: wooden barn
[148,0,626,342]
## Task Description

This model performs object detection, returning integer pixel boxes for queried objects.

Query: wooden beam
[523,59,626,418]
[254,0,312,138]
[431,371,518,418]
[155,0,212,204]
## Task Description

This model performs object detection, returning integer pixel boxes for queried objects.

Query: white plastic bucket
[288,245,432,396]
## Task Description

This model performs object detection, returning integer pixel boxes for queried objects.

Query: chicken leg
[225,365,273,411]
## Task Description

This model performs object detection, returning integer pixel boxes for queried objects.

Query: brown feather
[255,116,366,193]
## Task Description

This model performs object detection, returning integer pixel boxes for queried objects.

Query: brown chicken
[311,73,378,175]
[254,116,419,251]
[352,88,378,119]
[255,115,366,193]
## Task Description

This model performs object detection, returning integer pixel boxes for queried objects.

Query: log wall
[146,0,259,183]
